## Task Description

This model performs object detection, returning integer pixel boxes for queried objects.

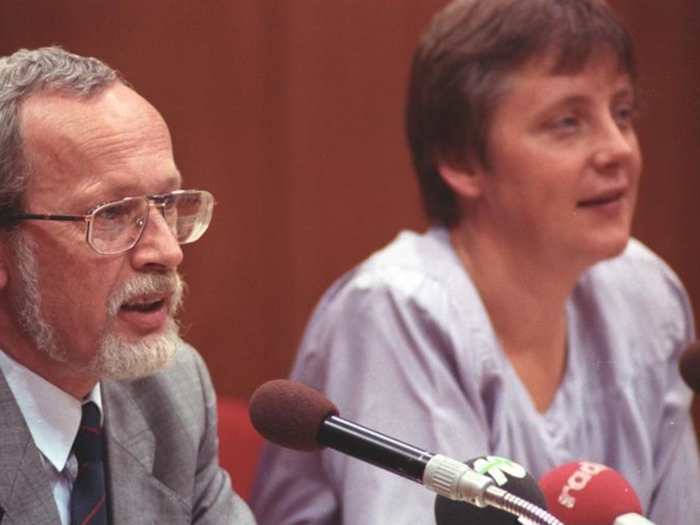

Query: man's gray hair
[0,46,122,222]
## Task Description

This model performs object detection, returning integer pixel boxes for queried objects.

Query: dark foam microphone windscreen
[435,456,546,525]
[248,379,338,451]
[540,461,642,525]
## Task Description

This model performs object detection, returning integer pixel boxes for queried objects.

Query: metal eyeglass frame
[4,189,214,255]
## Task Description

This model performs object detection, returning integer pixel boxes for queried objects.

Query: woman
[251,1,700,523]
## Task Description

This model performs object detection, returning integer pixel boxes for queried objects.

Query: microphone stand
[484,485,564,525]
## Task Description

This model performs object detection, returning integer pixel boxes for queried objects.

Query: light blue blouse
[251,228,700,525]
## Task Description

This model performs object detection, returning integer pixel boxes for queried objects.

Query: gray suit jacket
[0,342,256,525]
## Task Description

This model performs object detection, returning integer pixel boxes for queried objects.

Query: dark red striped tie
[70,401,108,525]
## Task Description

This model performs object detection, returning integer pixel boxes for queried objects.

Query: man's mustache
[108,272,184,318]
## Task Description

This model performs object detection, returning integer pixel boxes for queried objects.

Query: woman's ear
[436,158,485,200]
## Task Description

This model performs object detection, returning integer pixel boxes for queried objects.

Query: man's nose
[129,204,184,270]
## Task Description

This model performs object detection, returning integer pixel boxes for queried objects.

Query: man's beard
[11,232,184,380]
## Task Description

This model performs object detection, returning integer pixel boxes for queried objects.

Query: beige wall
[1,1,698,407]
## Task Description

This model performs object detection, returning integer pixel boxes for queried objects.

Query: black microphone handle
[318,414,435,483]
[315,413,564,525]
[249,379,564,525]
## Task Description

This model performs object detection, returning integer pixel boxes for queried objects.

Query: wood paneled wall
[1,1,698,405]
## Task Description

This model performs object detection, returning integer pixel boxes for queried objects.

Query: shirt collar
[0,348,103,472]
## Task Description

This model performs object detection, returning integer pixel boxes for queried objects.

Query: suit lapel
[101,380,190,525]
[0,371,62,525]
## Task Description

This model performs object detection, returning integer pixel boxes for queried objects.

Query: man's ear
[436,158,485,200]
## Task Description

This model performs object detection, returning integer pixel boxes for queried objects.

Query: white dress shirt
[0,348,103,525]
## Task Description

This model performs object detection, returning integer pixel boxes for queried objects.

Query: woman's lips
[577,189,626,208]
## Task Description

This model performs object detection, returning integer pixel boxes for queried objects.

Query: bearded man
[0,46,255,525]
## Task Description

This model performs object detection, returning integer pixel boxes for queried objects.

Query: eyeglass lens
[88,191,213,254]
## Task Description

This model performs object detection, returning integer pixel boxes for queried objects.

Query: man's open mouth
[121,298,166,313]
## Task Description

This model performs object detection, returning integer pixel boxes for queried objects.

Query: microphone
[540,461,655,524]
[435,455,547,525]
[680,340,700,394]
[249,379,564,525]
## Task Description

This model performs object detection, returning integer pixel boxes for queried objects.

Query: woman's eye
[613,105,636,126]
[549,114,580,134]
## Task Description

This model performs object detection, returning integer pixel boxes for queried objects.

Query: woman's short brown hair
[406,0,636,227]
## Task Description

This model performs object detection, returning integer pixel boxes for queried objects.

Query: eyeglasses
[6,189,215,255]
